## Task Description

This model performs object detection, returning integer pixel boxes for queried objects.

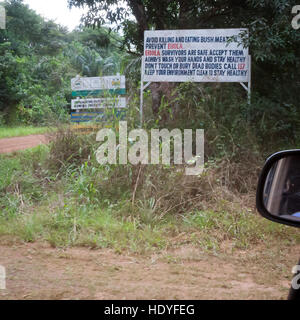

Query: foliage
[0,0,130,124]
[0,145,299,252]
[0,0,300,255]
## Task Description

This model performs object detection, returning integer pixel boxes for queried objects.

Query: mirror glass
[263,155,300,222]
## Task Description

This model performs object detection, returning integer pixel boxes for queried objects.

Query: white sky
[23,0,87,31]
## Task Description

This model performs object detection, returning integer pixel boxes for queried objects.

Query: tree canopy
[0,0,128,124]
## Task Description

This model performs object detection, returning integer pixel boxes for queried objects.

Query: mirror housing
[256,149,300,228]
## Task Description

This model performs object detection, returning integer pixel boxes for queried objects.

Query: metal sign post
[140,57,152,125]
[239,55,251,104]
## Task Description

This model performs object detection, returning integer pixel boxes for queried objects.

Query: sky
[23,0,87,31]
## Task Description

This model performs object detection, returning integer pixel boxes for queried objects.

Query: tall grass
[0,131,299,254]
[0,83,299,253]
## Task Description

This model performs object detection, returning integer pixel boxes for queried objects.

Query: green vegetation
[0,0,130,125]
[0,1,299,256]
[0,126,50,138]
[1,1,299,152]
[0,134,299,253]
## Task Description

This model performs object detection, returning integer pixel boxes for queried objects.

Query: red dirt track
[0,135,48,154]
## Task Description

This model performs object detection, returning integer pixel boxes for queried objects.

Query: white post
[248,55,251,105]
[239,54,251,105]
[140,56,145,127]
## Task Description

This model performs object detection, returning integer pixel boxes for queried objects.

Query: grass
[0,126,50,139]
[182,209,300,251]
[0,203,167,253]
[0,192,299,254]
[0,141,299,255]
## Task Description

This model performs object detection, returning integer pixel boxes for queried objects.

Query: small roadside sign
[71,75,126,94]
[70,74,127,123]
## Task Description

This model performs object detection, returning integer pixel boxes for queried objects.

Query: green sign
[72,88,126,97]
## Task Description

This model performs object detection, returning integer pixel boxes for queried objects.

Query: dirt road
[0,242,294,300]
[0,135,48,154]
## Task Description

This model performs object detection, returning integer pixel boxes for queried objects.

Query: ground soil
[0,242,296,300]
[0,135,48,154]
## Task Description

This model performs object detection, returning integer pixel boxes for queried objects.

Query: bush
[47,126,96,172]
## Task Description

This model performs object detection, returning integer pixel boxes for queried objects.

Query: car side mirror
[256,150,300,228]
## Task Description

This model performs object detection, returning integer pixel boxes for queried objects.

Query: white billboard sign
[143,29,249,83]
[71,97,127,110]
[71,75,125,91]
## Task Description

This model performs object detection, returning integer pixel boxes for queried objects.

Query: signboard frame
[71,74,126,92]
[71,74,127,122]
[140,29,251,124]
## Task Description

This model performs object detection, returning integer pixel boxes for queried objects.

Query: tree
[68,0,300,115]
[0,0,68,116]
[66,27,127,76]
[0,0,129,123]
